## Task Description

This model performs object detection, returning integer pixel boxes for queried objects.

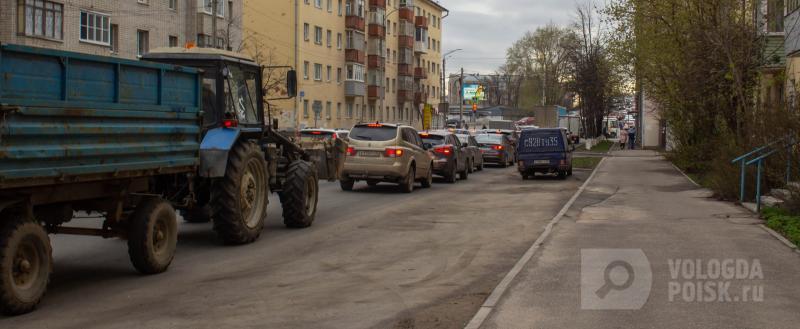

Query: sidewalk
[478,150,800,329]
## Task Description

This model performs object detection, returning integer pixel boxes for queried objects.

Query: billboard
[462,84,485,101]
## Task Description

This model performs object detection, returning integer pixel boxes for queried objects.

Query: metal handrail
[733,137,798,212]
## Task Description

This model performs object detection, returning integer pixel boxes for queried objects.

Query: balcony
[414,67,428,80]
[345,81,366,97]
[346,15,365,31]
[398,35,414,48]
[368,55,385,69]
[398,90,413,103]
[399,7,414,21]
[345,49,366,63]
[397,63,413,76]
[368,24,386,37]
[369,0,386,9]
[368,85,385,99]
[415,16,428,28]
[414,41,427,54]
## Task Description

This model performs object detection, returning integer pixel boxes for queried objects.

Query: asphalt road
[1,166,587,329]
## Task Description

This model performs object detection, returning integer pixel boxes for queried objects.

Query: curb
[669,162,701,188]
[758,224,798,252]
[463,157,606,329]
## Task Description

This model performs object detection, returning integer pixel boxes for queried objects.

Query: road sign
[423,104,433,130]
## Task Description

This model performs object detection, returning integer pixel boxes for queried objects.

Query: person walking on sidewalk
[628,125,637,149]
[619,125,629,149]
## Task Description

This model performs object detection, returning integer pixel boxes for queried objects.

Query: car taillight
[311,131,322,135]
[434,146,453,155]
[223,118,238,128]
[385,148,404,158]
[491,145,504,151]
[347,146,357,156]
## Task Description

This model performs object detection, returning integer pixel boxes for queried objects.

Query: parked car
[340,123,433,192]
[517,128,574,179]
[457,134,484,172]
[299,128,347,141]
[419,131,469,183]
[476,133,516,167]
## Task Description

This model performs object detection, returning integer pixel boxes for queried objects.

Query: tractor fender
[199,127,241,178]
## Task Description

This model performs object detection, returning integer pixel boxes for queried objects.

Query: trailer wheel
[282,160,319,228]
[212,142,269,244]
[127,198,177,274]
[0,218,52,315]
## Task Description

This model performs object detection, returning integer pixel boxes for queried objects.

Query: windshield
[476,134,502,144]
[420,134,446,145]
[349,125,398,141]
[224,64,259,124]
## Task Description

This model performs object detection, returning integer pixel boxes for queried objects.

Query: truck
[0,44,323,315]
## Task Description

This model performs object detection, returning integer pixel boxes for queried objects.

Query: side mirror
[286,70,297,98]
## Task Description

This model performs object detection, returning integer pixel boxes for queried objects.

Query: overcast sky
[440,0,575,76]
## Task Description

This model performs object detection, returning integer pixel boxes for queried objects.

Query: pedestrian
[628,125,637,149]
[619,125,628,149]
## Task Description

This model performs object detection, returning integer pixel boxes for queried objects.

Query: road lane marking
[464,157,606,329]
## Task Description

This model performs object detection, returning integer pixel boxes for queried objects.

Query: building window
[326,101,332,119]
[110,24,118,53]
[767,0,784,33]
[314,26,323,44]
[338,0,342,15]
[327,29,332,47]
[347,103,354,118]
[337,103,342,119]
[137,0,148,4]
[337,33,342,49]
[169,35,178,47]
[315,0,322,8]
[169,0,176,10]
[304,23,310,41]
[303,100,309,118]
[80,11,110,45]
[327,65,332,81]
[201,0,225,17]
[303,61,309,79]
[327,0,332,12]
[346,63,365,82]
[136,30,149,57]
[18,0,63,40]
[314,63,322,81]
[337,67,342,82]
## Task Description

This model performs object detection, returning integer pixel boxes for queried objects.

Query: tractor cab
[143,47,267,135]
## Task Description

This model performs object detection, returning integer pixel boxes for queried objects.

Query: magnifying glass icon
[595,260,635,298]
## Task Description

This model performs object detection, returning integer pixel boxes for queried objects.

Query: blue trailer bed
[0,44,202,190]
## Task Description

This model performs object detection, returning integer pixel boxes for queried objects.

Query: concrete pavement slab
[481,152,800,329]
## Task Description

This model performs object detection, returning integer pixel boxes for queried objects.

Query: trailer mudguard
[199,127,241,178]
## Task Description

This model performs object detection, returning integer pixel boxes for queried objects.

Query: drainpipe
[294,0,300,130]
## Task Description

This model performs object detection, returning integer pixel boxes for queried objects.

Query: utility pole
[440,57,446,129]
[459,67,464,128]
[211,0,218,49]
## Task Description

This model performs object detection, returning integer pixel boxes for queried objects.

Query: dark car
[516,128,574,179]
[420,131,469,183]
[457,134,484,172]
[476,133,516,167]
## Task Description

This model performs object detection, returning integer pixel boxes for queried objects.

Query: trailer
[0,45,325,315]
[0,44,201,314]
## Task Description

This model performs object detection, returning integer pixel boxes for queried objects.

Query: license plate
[358,151,381,157]
[534,160,550,165]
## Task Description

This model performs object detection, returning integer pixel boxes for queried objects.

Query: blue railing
[732,137,797,212]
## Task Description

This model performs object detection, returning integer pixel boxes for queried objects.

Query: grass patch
[589,140,614,153]
[762,207,800,247]
[573,157,602,169]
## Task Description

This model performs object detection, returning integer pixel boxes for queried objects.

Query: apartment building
[243,0,447,130]
[0,0,243,60]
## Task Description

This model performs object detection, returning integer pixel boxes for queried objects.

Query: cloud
[440,0,575,75]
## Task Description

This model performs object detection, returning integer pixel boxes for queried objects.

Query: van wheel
[557,171,567,179]
[568,166,573,176]
[0,218,52,315]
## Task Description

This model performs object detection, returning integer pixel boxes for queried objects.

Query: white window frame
[346,63,365,82]
[169,0,177,10]
[327,29,332,47]
[200,0,225,17]
[314,63,322,81]
[326,65,332,82]
[303,61,310,79]
[79,10,111,46]
[314,0,322,8]
[336,33,342,49]
[136,29,149,57]
[304,23,310,41]
[314,26,323,45]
